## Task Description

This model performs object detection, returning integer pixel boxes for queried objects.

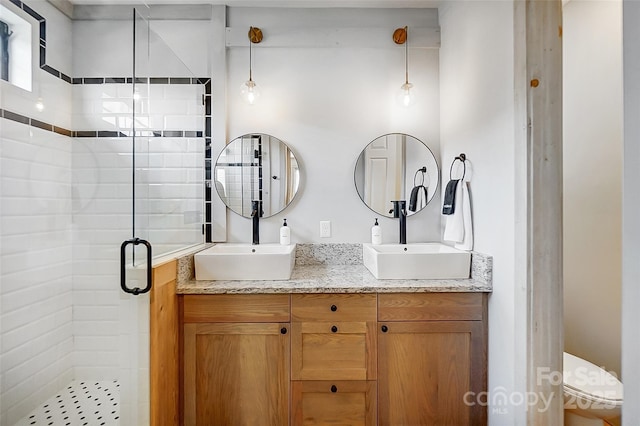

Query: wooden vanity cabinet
[377,293,488,426]
[291,294,377,425]
[182,294,291,426]
[180,292,487,426]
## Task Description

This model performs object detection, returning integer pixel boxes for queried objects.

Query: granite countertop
[175,243,493,295]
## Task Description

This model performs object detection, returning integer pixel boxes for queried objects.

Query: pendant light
[393,26,415,108]
[240,26,263,105]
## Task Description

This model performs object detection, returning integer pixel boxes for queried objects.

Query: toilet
[563,352,623,426]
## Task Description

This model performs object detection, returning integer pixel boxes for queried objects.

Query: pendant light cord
[404,26,409,85]
[249,26,253,82]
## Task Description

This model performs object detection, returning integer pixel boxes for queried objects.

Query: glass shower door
[118,8,205,424]
[116,10,153,425]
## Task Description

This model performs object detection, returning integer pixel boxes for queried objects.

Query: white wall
[563,0,622,376]
[224,7,442,244]
[439,2,525,425]
[0,1,74,423]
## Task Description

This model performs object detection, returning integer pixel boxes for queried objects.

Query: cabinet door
[292,321,377,380]
[292,381,376,426]
[378,321,486,426]
[183,322,290,426]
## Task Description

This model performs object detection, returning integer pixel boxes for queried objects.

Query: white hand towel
[443,181,464,243]
[454,181,473,251]
[417,186,427,210]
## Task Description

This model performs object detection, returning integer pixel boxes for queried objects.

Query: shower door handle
[120,238,152,295]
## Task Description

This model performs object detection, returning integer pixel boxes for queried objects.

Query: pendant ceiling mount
[393,27,407,45]
[249,27,263,44]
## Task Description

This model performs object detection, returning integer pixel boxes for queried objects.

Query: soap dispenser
[280,219,291,245]
[371,218,382,245]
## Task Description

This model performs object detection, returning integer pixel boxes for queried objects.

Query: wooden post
[522,0,564,424]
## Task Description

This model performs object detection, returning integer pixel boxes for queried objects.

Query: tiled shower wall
[1,1,208,423]
[0,121,74,425]
[1,2,74,424]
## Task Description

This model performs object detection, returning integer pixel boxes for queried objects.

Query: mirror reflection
[214,134,300,218]
[354,133,439,217]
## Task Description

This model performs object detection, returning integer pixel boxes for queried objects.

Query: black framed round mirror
[214,134,300,218]
[354,133,439,217]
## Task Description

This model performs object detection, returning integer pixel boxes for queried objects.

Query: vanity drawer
[292,381,376,426]
[292,294,377,322]
[182,294,290,323]
[378,293,485,321]
[291,321,377,380]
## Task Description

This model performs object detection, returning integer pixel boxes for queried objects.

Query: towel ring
[449,153,466,181]
[413,166,427,187]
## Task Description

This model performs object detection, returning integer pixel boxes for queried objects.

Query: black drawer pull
[330,304,337,312]
[331,385,337,393]
[281,327,287,334]
[381,325,388,333]
[331,325,338,333]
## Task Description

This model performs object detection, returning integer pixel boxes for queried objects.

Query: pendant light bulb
[241,27,263,105]
[241,78,260,105]
[35,97,44,112]
[399,82,414,107]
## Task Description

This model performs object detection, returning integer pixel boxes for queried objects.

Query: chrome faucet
[251,200,262,245]
[390,200,407,244]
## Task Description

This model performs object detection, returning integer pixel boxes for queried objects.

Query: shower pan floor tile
[14,380,120,426]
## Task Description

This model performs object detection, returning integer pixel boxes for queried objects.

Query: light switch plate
[320,220,331,238]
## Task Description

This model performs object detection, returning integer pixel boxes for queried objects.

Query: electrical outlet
[320,221,331,238]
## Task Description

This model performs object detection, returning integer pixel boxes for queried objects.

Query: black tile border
[1,109,72,135]
[54,126,72,137]
[3,109,30,124]
[22,2,44,22]
[31,118,53,131]
[83,77,104,84]
[0,111,209,140]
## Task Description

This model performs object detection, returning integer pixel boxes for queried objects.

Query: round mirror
[354,133,439,217]
[214,134,300,218]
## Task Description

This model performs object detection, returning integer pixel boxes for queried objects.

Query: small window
[1,20,9,81]
[0,4,32,91]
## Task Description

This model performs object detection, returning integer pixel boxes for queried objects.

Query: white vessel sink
[195,243,296,281]
[362,243,471,280]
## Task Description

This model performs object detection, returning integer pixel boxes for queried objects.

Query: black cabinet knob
[280,327,287,334]
[331,325,338,333]
[381,325,388,333]
[331,385,337,393]
[330,304,337,312]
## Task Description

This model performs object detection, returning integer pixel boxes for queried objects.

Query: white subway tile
[74,335,119,351]
[164,115,202,131]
